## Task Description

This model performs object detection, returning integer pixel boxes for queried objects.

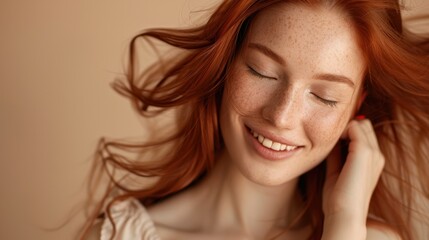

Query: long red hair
[80,0,429,239]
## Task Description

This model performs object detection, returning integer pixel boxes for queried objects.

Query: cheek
[304,107,351,153]
[225,69,272,115]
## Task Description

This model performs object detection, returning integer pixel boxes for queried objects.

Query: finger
[348,119,379,151]
[360,119,380,148]
[342,116,375,143]
[343,119,385,179]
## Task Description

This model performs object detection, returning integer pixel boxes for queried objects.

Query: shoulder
[366,219,402,240]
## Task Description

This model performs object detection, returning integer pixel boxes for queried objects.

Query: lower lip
[245,126,302,161]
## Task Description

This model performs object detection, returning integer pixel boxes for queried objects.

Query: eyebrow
[248,42,355,88]
[314,73,355,88]
[248,42,285,65]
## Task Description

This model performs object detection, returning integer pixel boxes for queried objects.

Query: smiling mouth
[250,129,299,152]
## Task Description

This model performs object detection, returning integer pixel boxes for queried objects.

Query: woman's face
[220,3,366,186]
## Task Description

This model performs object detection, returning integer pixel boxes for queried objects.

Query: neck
[194,150,304,239]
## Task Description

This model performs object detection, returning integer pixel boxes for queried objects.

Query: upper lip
[246,124,303,147]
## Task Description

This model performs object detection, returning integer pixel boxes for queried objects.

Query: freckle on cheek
[229,79,253,109]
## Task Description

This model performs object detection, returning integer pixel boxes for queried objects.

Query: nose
[262,86,301,129]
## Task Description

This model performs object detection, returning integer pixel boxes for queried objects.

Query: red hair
[80,0,429,239]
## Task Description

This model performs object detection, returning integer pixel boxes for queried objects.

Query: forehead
[251,4,354,44]
[246,3,366,86]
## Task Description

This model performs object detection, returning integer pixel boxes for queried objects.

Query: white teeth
[286,145,296,151]
[271,142,281,151]
[262,138,273,148]
[251,129,298,152]
[258,135,264,143]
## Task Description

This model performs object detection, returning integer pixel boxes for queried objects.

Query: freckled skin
[220,3,366,186]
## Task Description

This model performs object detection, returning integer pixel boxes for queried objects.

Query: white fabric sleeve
[100,198,161,240]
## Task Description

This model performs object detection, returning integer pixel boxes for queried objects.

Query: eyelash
[311,93,338,107]
[246,64,338,107]
[246,65,276,80]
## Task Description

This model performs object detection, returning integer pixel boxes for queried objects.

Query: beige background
[0,0,427,239]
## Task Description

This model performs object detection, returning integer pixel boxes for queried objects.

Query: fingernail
[355,115,366,120]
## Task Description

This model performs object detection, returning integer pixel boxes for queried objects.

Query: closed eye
[311,93,338,107]
[246,65,277,80]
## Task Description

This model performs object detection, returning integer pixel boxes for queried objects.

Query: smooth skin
[322,119,391,239]
[87,3,400,240]
[88,122,398,239]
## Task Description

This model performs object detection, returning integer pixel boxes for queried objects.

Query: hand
[322,119,385,239]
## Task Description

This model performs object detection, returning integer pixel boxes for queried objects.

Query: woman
[81,0,429,239]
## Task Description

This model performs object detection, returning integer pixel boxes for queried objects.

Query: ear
[357,91,367,110]
[341,91,367,139]
[354,90,367,115]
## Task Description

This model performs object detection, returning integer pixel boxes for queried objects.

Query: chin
[225,147,302,187]
[244,169,299,187]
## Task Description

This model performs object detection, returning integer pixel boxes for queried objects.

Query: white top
[100,198,161,240]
